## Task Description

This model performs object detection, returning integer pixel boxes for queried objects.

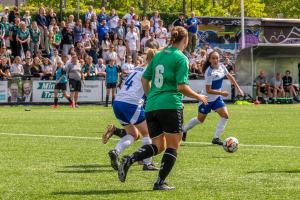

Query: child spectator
[105,58,119,107]
[82,56,97,80]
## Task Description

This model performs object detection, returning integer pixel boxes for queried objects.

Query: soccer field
[0,104,299,200]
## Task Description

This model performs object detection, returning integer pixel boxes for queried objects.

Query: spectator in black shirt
[173,13,186,27]
[8,6,19,23]
[36,7,48,51]
[282,70,298,98]
[0,57,11,80]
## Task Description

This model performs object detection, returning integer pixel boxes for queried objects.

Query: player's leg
[111,87,116,104]
[62,90,72,104]
[53,89,59,108]
[212,105,229,145]
[182,103,209,141]
[105,88,111,107]
[102,124,127,144]
[135,121,159,171]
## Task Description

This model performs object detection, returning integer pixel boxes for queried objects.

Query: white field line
[0,132,300,149]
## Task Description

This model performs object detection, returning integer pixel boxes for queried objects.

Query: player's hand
[221,91,229,97]
[198,95,208,105]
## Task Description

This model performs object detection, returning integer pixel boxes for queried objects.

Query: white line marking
[0,132,300,149]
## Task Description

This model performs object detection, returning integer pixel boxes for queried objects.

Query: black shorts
[145,109,183,138]
[55,83,67,91]
[106,83,117,89]
[69,79,82,92]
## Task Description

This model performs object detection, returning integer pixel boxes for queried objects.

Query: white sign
[183,79,232,101]
[32,80,103,103]
[0,81,8,103]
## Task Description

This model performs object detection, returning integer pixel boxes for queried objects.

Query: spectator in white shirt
[150,11,160,30]
[123,7,135,26]
[121,56,134,80]
[10,56,24,78]
[95,58,106,80]
[125,25,139,64]
[107,45,118,63]
[116,39,126,66]
[141,30,151,53]
[85,6,95,21]
[155,20,168,48]
[109,9,119,32]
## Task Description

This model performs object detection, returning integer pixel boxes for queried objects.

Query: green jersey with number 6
[143,47,189,112]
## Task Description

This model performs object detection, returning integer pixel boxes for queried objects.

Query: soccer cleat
[153,182,175,191]
[102,124,116,144]
[143,163,159,171]
[118,156,132,182]
[108,150,119,171]
[212,138,223,145]
[182,131,187,142]
[51,105,58,109]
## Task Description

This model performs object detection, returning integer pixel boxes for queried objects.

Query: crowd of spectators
[0,5,236,82]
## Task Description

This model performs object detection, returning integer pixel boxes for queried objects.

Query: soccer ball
[223,137,239,153]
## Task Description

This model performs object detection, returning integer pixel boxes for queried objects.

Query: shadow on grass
[56,169,114,173]
[247,169,300,174]
[64,164,111,168]
[52,189,150,196]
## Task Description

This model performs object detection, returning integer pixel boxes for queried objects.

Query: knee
[197,116,205,123]
[222,114,229,119]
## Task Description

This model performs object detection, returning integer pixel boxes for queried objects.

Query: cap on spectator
[4,6,9,10]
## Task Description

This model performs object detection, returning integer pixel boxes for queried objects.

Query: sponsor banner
[32,80,102,103]
[0,81,8,103]
[183,79,232,101]
[7,80,33,103]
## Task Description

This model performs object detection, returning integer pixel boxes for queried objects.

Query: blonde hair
[170,26,188,44]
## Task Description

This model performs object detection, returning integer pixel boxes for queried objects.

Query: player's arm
[177,84,208,105]
[141,77,151,96]
[206,84,228,96]
[226,73,244,96]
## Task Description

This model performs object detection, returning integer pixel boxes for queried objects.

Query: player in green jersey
[118,26,208,190]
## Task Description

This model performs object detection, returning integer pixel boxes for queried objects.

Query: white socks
[141,136,153,165]
[183,117,201,132]
[115,134,135,154]
[214,118,228,138]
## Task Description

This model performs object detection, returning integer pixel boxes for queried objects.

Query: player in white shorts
[182,51,244,144]
[105,49,158,171]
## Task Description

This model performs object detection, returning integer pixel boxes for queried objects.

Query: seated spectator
[23,56,32,79]
[82,33,92,52]
[75,42,87,60]
[95,58,106,80]
[0,57,11,80]
[145,32,159,50]
[121,55,134,81]
[224,57,235,74]
[254,70,270,100]
[0,46,11,65]
[10,56,24,79]
[52,48,62,66]
[270,73,285,98]
[282,70,298,98]
[82,56,97,80]
[41,58,54,80]
[30,57,43,79]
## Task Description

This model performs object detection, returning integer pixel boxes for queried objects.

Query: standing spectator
[89,34,99,64]
[10,17,21,58]
[82,56,97,80]
[282,70,298,98]
[10,56,24,78]
[254,70,270,101]
[105,58,119,107]
[173,13,185,27]
[46,9,57,27]
[123,7,135,26]
[53,26,62,50]
[155,20,168,48]
[2,16,11,48]
[224,57,235,74]
[0,7,9,18]
[61,25,74,55]
[109,9,119,33]
[95,58,106,80]
[0,57,11,80]
[115,19,125,40]
[67,15,75,29]
[141,30,151,53]
[8,6,19,23]
[125,24,139,64]
[75,42,87,60]
[48,18,58,32]
[85,6,95,21]
[30,21,41,56]
[145,32,159,50]
[17,21,31,58]
[82,33,91,53]
[102,33,112,63]
[116,39,126,66]
[112,32,119,47]
[91,14,98,33]
[270,73,285,98]
[65,54,83,108]
[83,19,94,39]
[36,7,48,52]
[97,19,110,45]
[97,7,108,24]
[186,11,199,53]
[150,11,160,30]
[22,10,32,28]
[141,16,150,38]
[73,19,83,44]
[52,48,62,66]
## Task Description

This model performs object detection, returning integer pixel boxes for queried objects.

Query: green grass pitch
[0,104,299,200]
